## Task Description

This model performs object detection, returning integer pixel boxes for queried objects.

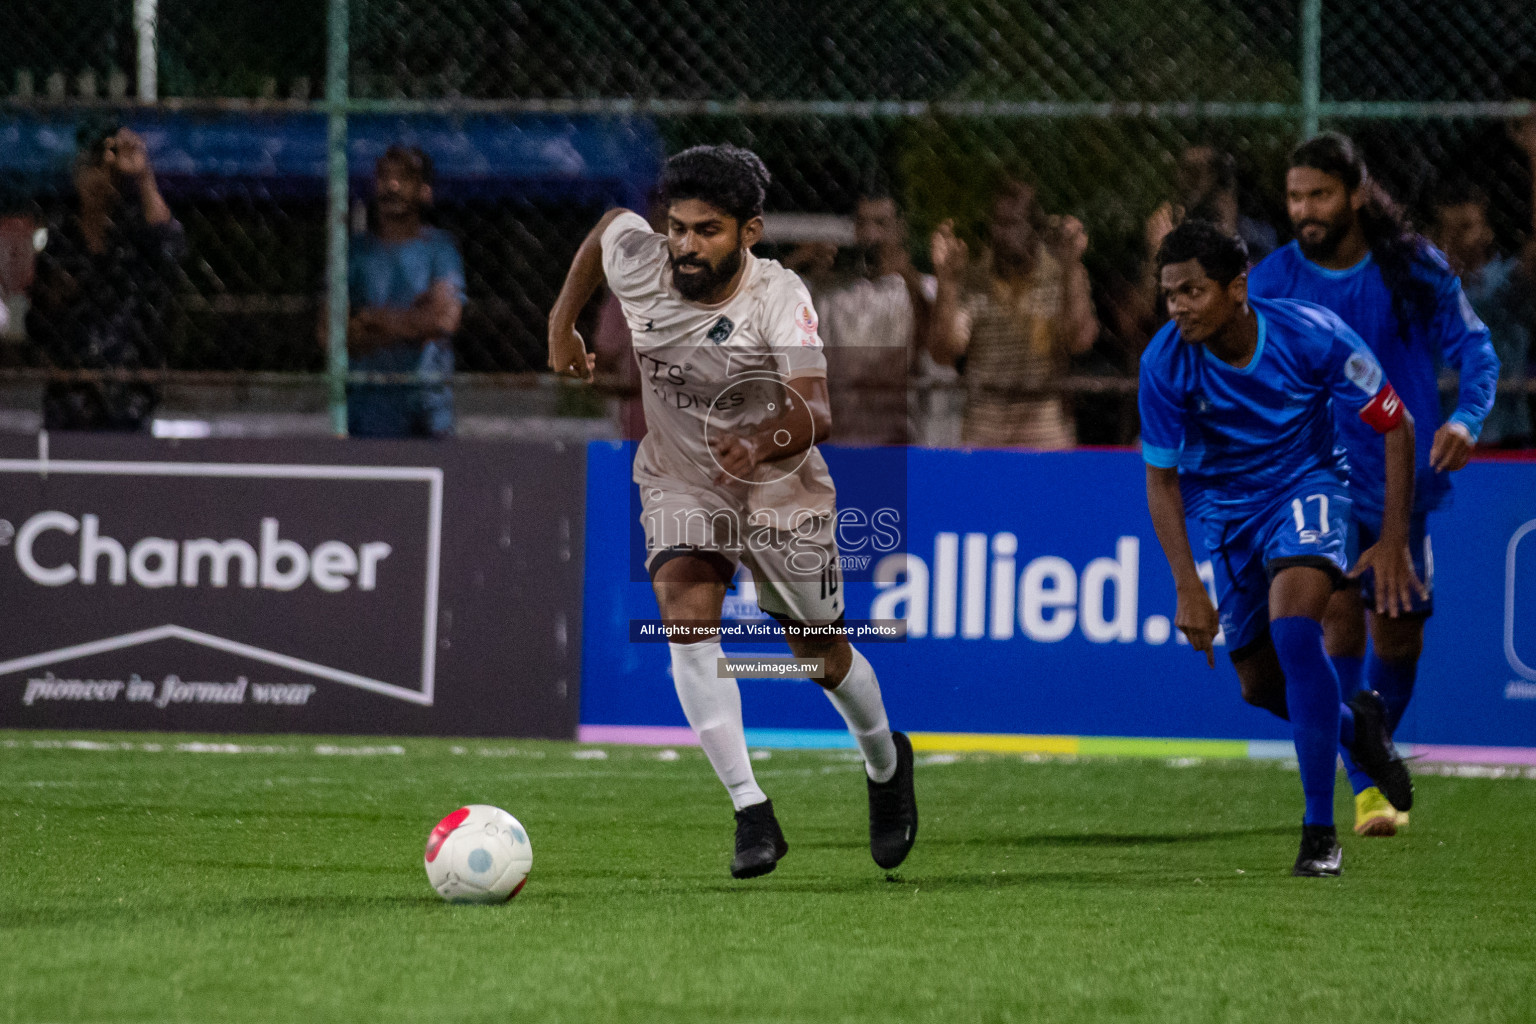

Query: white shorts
[639,482,845,625]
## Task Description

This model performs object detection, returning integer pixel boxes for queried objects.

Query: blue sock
[1327,660,1376,798]
[1339,720,1372,794]
[1332,655,1364,696]
[1331,655,1373,793]
[1367,652,1418,735]
[1271,616,1340,828]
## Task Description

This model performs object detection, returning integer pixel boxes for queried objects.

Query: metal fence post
[325,0,350,436]
[133,0,158,102]
[1300,0,1322,140]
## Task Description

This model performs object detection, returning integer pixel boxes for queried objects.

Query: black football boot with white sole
[730,799,789,879]
[868,731,918,870]
[1292,823,1343,877]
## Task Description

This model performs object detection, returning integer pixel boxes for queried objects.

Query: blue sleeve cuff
[1447,410,1483,442]
[1142,442,1181,468]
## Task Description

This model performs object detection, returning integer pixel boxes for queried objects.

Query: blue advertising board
[581,441,1536,750]
[0,111,661,206]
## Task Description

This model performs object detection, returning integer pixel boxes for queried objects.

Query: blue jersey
[347,227,466,437]
[1139,297,1398,524]
[1247,240,1498,520]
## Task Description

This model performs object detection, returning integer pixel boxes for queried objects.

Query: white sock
[825,647,898,783]
[669,640,767,811]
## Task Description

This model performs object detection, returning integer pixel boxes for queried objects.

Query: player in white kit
[548,145,918,878]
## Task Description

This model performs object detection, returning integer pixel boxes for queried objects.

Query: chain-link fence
[0,0,1532,441]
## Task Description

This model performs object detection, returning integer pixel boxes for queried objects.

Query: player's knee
[786,636,826,659]
[787,635,848,686]
[1370,615,1424,663]
[1239,676,1280,713]
[653,582,722,625]
[1323,594,1367,658]
[1373,631,1422,663]
[1235,652,1288,718]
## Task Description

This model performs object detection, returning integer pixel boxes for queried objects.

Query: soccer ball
[423,804,532,903]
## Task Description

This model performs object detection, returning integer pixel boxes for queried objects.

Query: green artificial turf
[2,731,1533,1024]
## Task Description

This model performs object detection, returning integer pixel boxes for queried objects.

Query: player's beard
[670,247,743,302]
[1294,214,1353,262]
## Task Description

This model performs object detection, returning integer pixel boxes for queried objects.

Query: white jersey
[601,211,836,518]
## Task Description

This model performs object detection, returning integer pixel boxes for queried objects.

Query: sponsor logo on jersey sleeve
[794,301,820,346]
[1344,352,1384,394]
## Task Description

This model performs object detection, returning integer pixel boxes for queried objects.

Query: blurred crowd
[3,117,1534,448]
[773,128,1536,452]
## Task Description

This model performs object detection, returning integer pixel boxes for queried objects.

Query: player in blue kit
[1248,134,1500,836]
[1141,221,1421,877]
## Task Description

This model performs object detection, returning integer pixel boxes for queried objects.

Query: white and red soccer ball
[424,804,532,903]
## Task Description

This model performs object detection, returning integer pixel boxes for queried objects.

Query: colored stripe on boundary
[1082,737,1249,759]
[913,732,1078,755]
[579,725,697,746]
[1405,744,1536,766]
[576,725,1536,766]
[577,725,855,749]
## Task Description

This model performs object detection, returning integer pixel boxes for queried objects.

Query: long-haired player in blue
[1248,134,1499,837]
[1142,221,1421,876]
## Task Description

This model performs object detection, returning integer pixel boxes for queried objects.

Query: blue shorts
[1344,511,1434,616]
[1204,479,1351,662]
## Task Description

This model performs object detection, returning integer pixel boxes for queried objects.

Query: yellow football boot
[1353,786,1398,837]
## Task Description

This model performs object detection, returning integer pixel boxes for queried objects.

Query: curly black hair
[1290,132,1437,337]
[1156,219,1249,287]
[659,144,771,226]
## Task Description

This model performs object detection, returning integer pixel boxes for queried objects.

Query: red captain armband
[1359,383,1405,433]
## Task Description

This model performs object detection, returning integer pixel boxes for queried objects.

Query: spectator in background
[1432,178,1535,447]
[1108,146,1281,393]
[1458,59,1536,263]
[344,145,464,438]
[0,211,31,338]
[1148,146,1279,264]
[786,193,943,446]
[928,180,1098,449]
[26,121,184,431]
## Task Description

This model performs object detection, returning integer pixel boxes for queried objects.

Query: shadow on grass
[0,798,420,825]
[177,860,403,874]
[685,867,1225,895]
[0,892,438,930]
[1004,825,1296,848]
[796,824,1293,854]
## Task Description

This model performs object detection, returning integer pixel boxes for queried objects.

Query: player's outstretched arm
[1350,412,1426,617]
[1146,464,1218,667]
[547,208,630,382]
